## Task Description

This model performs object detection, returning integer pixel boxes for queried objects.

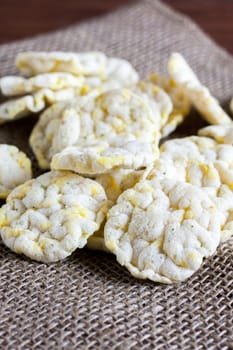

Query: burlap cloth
[0,1,233,349]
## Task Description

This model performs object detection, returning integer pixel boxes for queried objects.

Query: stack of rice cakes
[0,51,232,284]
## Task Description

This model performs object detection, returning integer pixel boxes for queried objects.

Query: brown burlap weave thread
[0,1,233,349]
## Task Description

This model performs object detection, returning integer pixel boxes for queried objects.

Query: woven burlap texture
[0,1,233,349]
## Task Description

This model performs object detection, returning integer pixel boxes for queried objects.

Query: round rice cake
[91,89,158,143]
[29,98,96,169]
[51,139,157,176]
[0,145,32,199]
[147,159,230,240]
[168,53,232,125]
[0,88,76,124]
[16,51,107,77]
[0,73,84,96]
[0,171,109,263]
[104,177,221,284]
[30,89,159,169]
[159,137,233,241]
[87,158,217,254]
[198,125,233,145]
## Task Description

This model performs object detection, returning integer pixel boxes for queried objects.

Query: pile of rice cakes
[0,51,232,284]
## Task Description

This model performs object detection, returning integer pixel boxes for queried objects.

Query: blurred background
[0,0,232,54]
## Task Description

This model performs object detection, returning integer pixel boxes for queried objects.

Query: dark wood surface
[0,0,232,55]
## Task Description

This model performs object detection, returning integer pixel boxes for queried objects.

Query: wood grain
[0,0,232,55]
[0,0,135,43]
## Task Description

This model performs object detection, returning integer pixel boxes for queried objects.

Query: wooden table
[0,0,232,55]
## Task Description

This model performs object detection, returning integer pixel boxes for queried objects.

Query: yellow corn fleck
[73,204,88,218]
[152,86,159,95]
[169,79,176,88]
[179,261,187,268]
[128,195,138,206]
[152,238,163,249]
[183,208,194,220]
[79,85,89,95]
[149,73,159,81]
[208,169,217,180]
[188,252,196,260]
[107,176,120,192]
[215,136,224,144]
[113,119,127,134]
[6,229,22,238]
[0,209,7,227]
[17,156,26,168]
[97,156,125,168]
[199,163,210,176]
[106,239,117,251]
[90,185,101,196]
[199,163,217,180]
[39,238,50,251]
[40,221,51,232]
[51,60,62,72]
[187,252,200,261]
[15,185,32,199]
[138,81,146,90]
